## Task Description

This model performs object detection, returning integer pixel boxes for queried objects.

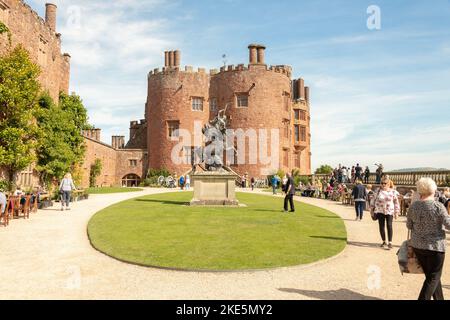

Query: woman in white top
[185,175,191,191]
[59,173,77,211]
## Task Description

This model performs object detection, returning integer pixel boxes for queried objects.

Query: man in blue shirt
[271,175,279,195]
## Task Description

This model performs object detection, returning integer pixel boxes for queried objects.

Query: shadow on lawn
[310,236,347,241]
[278,288,382,300]
[134,199,188,206]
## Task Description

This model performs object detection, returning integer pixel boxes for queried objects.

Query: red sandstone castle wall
[0,0,70,102]
[147,68,210,176]
[210,64,293,178]
[145,45,312,179]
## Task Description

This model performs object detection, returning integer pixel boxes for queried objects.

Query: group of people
[349,175,450,300]
[332,163,375,185]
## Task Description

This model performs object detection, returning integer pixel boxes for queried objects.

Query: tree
[0,46,41,189]
[89,159,102,188]
[35,92,91,189]
[315,165,334,175]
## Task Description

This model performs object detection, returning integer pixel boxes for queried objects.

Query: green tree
[89,159,102,187]
[35,92,91,188]
[0,46,41,189]
[315,165,334,175]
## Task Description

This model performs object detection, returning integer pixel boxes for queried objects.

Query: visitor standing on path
[185,175,191,191]
[355,164,363,181]
[0,189,6,219]
[364,166,371,184]
[407,178,450,300]
[370,176,400,249]
[283,173,296,213]
[271,175,279,195]
[352,179,367,221]
[179,175,185,190]
[59,173,77,211]
[251,177,255,191]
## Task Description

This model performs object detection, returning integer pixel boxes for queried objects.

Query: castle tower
[45,3,57,32]
[147,50,210,175]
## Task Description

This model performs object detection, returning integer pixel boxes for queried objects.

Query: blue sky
[29,0,450,171]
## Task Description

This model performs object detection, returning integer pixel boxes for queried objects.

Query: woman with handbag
[370,177,400,249]
[59,173,77,211]
[407,178,450,300]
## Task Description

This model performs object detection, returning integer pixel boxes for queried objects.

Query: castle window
[300,110,307,121]
[283,149,289,167]
[294,110,300,121]
[295,153,301,168]
[236,94,248,108]
[283,92,290,111]
[300,126,307,142]
[283,119,290,139]
[0,1,9,25]
[167,121,180,138]
[209,98,218,112]
[129,159,138,167]
[294,125,300,142]
[192,97,204,111]
[38,36,48,67]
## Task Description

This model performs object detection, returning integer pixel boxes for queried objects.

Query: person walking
[282,174,288,193]
[0,189,6,221]
[185,175,191,191]
[283,173,295,213]
[352,179,368,221]
[251,177,255,191]
[355,164,363,181]
[370,176,400,249]
[179,175,185,190]
[407,178,450,300]
[59,173,77,211]
[271,175,279,195]
[364,166,371,184]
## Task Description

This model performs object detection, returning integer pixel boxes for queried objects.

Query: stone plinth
[190,172,239,206]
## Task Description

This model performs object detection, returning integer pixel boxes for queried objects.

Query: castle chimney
[297,78,305,100]
[305,86,310,103]
[168,51,174,67]
[164,51,169,67]
[112,136,125,149]
[248,45,258,64]
[257,45,266,64]
[45,3,57,32]
[94,129,101,141]
[174,50,181,67]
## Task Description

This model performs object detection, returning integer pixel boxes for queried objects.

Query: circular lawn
[87,192,347,271]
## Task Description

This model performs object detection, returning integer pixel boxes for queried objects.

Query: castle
[1,1,311,188]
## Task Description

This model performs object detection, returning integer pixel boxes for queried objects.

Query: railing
[312,170,450,187]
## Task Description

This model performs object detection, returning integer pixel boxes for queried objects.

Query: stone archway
[122,174,141,187]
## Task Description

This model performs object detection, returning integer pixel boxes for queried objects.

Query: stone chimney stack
[112,136,125,149]
[45,3,57,32]
[248,44,266,65]
[305,86,310,103]
[174,50,181,67]
[297,78,305,100]
[164,51,169,67]
[168,51,174,67]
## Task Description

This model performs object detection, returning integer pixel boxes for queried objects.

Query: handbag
[370,190,381,221]
[397,230,423,275]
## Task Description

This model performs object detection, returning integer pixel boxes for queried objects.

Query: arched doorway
[122,174,141,187]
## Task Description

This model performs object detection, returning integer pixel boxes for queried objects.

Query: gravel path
[1,188,449,300]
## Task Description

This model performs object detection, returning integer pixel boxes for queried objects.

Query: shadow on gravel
[278,288,382,300]
[134,199,188,206]
[347,241,400,249]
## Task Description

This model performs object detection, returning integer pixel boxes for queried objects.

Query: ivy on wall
[0,20,12,46]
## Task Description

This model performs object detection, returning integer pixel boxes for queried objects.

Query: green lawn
[87,192,347,271]
[87,187,144,194]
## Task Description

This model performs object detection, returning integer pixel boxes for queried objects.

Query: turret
[45,3,57,32]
